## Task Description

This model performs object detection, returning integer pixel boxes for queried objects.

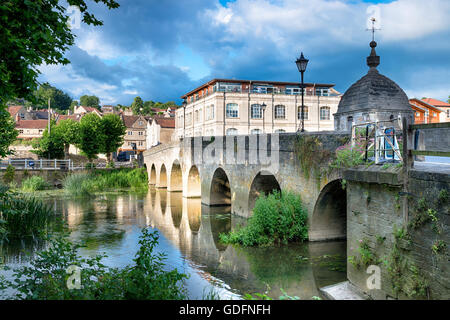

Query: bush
[3,164,15,184]
[220,191,308,246]
[62,173,93,197]
[0,229,188,300]
[329,143,365,170]
[21,176,50,192]
[0,186,55,240]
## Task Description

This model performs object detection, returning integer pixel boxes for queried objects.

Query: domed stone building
[334,41,414,132]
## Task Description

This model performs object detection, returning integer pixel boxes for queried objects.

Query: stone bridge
[143,132,349,241]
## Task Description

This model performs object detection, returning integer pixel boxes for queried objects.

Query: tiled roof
[153,117,175,128]
[57,114,82,122]
[422,98,450,107]
[409,99,442,113]
[16,120,48,129]
[122,115,147,127]
[8,105,23,117]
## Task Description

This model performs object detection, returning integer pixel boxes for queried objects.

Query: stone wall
[0,169,69,187]
[344,166,449,300]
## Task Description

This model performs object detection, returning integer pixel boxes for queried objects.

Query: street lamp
[296,52,309,132]
[182,99,187,139]
[261,103,267,134]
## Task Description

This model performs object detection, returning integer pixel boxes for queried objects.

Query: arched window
[226,128,238,135]
[275,129,285,133]
[297,106,309,120]
[275,105,285,119]
[251,104,262,119]
[447,109,450,118]
[251,129,262,135]
[320,106,330,120]
[226,103,239,118]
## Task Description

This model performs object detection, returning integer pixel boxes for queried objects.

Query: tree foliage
[80,95,101,109]
[32,120,65,159]
[0,0,119,105]
[0,109,18,157]
[99,114,126,160]
[78,113,103,162]
[131,96,144,115]
[57,118,80,155]
[34,82,72,111]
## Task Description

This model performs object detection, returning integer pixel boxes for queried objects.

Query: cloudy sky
[38,0,450,105]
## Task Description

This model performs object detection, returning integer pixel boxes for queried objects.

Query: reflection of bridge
[144,188,346,299]
[143,133,349,241]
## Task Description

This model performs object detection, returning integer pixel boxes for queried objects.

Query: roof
[16,120,48,129]
[336,41,411,115]
[422,98,450,107]
[153,117,175,128]
[56,114,82,122]
[409,98,442,113]
[121,115,147,127]
[181,78,336,99]
[8,105,24,117]
[78,106,101,113]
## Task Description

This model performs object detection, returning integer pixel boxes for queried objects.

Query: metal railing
[0,159,73,170]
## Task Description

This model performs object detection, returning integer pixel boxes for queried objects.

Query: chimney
[15,113,20,122]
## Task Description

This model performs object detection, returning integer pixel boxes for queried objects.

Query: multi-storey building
[175,79,341,139]
[409,99,442,124]
[421,98,450,123]
[119,115,148,154]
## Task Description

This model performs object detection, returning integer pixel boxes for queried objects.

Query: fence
[351,119,450,167]
[0,159,73,170]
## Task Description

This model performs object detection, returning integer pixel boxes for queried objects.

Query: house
[409,99,442,124]
[8,105,33,121]
[74,105,102,116]
[176,78,341,139]
[151,107,176,118]
[421,98,450,123]
[119,115,148,154]
[101,105,115,114]
[56,114,83,123]
[16,119,49,139]
[146,116,175,148]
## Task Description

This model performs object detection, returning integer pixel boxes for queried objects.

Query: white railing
[0,159,73,170]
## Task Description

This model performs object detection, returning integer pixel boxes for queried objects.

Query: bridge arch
[149,164,156,185]
[186,165,201,198]
[248,171,281,212]
[210,167,231,206]
[310,179,347,241]
[187,198,202,233]
[169,160,183,192]
[169,192,183,228]
[158,164,167,188]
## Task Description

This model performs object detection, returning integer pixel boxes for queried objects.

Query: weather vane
[367,17,381,42]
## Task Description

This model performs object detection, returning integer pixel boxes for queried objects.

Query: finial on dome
[367,40,380,69]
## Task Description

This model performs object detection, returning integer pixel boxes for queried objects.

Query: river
[0,189,346,300]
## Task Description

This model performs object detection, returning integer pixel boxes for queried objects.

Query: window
[297,106,309,120]
[39,129,43,134]
[226,103,239,118]
[251,129,262,135]
[19,130,24,134]
[251,104,262,119]
[275,129,285,133]
[206,105,215,121]
[447,110,450,118]
[128,131,133,135]
[186,112,192,126]
[415,112,420,117]
[226,128,238,135]
[138,141,143,146]
[275,105,285,119]
[195,110,199,122]
[138,121,143,126]
[320,106,330,120]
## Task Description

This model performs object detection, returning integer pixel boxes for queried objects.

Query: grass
[21,176,51,192]
[63,168,148,196]
[219,191,308,246]
[0,184,56,241]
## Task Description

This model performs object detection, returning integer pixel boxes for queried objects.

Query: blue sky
[38,0,450,105]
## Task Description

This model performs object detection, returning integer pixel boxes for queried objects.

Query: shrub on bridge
[220,191,308,246]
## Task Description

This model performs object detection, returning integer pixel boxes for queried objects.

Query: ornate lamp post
[261,103,267,134]
[296,52,309,132]
[182,99,187,139]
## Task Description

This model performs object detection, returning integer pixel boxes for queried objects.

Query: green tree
[32,120,65,159]
[77,113,103,163]
[131,96,144,115]
[80,95,101,109]
[447,95,450,104]
[0,109,18,157]
[99,114,126,161]
[55,119,80,157]
[0,0,119,105]
[35,83,72,111]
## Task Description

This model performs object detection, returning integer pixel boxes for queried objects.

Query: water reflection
[0,188,346,300]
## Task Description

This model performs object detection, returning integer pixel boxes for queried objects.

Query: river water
[0,189,346,300]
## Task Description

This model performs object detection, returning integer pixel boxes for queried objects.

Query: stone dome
[335,41,411,116]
